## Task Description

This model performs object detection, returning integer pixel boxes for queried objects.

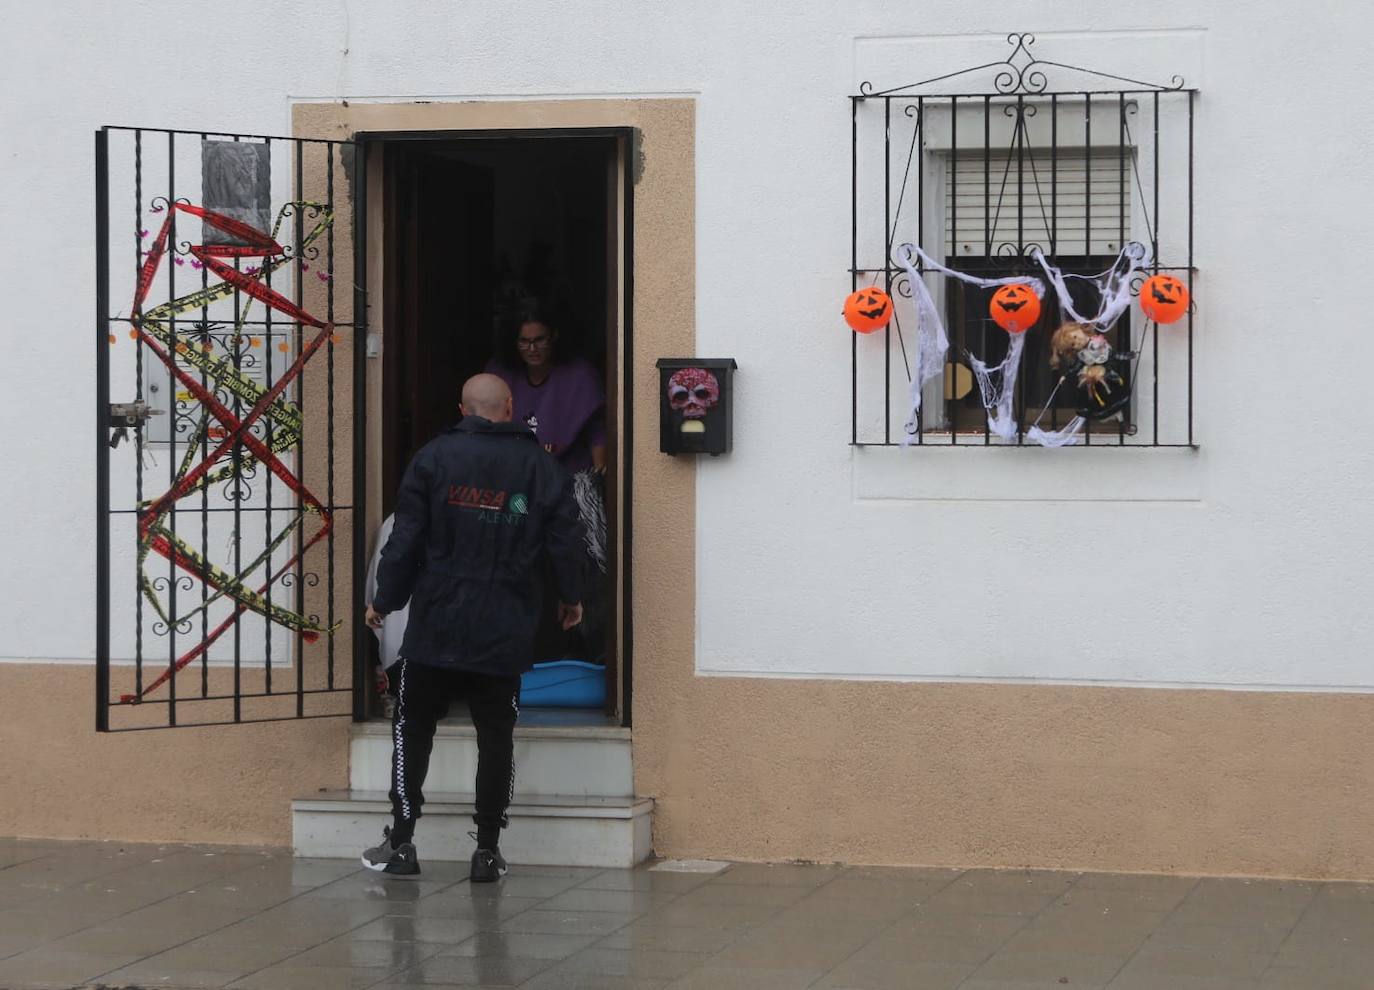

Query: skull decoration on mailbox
[657,358,737,455]
[667,367,720,420]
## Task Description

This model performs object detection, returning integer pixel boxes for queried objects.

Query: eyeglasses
[517,336,552,351]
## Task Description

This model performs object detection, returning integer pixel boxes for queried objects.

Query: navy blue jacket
[372,416,585,675]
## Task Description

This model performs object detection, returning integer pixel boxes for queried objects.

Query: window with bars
[850,34,1196,448]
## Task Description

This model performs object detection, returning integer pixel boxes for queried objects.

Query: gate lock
[108,401,163,448]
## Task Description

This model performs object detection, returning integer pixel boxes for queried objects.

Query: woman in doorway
[488,308,608,671]
[488,308,607,476]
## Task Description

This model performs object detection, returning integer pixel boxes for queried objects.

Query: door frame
[359,126,636,727]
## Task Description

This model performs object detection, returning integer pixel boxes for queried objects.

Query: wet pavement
[0,838,1370,989]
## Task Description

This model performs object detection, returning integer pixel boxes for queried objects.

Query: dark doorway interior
[381,134,621,714]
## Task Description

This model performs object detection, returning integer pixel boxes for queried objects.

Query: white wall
[3,1,1371,690]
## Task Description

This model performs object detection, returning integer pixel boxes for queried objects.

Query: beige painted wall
[0,665,349,843]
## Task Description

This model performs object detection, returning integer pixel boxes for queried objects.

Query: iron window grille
[850,33,1197,447]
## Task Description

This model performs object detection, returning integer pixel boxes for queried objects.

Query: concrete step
[292,790,653,868]
[350,716,634,798]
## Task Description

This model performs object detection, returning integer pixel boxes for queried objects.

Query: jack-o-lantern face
[989,283,1041,333]
[667,367,721,419]
[1139,274,1190,324]
[843,287,893,334]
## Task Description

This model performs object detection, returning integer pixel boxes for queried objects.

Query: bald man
[363,373,585,881]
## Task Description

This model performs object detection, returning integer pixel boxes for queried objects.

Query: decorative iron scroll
[857,32,1187,98]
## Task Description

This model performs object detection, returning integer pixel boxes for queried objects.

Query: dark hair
[494,305,564,369]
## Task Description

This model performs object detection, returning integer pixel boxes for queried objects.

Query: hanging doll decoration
[1028,241,1149,442]
[1046,322,1130,420]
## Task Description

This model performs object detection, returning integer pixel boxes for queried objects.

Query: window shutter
[945,150,1131,259]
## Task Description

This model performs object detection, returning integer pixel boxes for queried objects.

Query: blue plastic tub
[520,660,606,708]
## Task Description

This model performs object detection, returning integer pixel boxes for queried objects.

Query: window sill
[852,442,1202,503]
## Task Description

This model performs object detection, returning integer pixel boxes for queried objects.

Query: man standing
[362,374,585,882]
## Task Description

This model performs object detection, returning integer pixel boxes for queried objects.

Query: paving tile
[669,882,814,908]
[283,935,444,969]
[352,914,482,944]
[43,921,196,958]
[854,930,1005,967]
[554,946,713,980]
[1168,878,1317,929]
[0,904,127,939]
[1077,872,1200,894]
[441,930,600,960]
[578,868,713,893]
[394,951,557,985]
[101,961,260,988]
[1028,904,1170,939]
[302,874,453,902]
[1313,881,1374,902]
[815,956,975,989]
[637,898,782,929]
[597,920,743,954]
[0,946,144,989]
[772,893,914,925]
[539,886,679,914]
[999,920,1153,958]
[522,968,672,989]
[713,862,844,886]
[715,918,879,969]
[666,965,826,989]
[188,920,344,950]
[1049,883,1192,914]
[489,908,636,936]
[0,928,51,958]
[957,869,1083,896]
[1261,963,1372,990]
[229,963,403,989]
[920,884,1062,917]
[134,939,305,973]
[510,865,608,880]
[813,869,958,904]
[1143,921,1292,954]
[961,981,1116,990]
[1108,974,1260,990]
[971,948,1127,986]
[888,908,1031,942]
[481,873,586,898]
[396,892,547,922]
[208,917,360,947]
[1113,943,1273,981]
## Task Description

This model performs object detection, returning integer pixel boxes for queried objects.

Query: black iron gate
[95,125,367,730]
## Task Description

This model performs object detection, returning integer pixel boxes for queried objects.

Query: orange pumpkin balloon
[989,283,1041,333]
[1139,274,1189,324]
[843,286,893,334]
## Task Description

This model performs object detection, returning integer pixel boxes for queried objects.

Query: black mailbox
[656,358,737,456]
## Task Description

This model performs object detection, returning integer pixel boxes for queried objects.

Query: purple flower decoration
[245,266,261,276]
[190,260,204,270]
[139,229,149,239]
[300,262,310,271]
[317,271,332,282]
[173,256,185,266]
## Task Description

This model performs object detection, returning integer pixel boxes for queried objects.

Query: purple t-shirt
[487,358,607,474]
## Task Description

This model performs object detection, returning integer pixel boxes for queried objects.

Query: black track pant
[389,657,521,840]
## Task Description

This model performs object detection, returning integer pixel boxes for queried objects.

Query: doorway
[378,130,631,721]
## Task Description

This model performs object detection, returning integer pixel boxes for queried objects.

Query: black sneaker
[361,826,420,876]
[470,847,507,883]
